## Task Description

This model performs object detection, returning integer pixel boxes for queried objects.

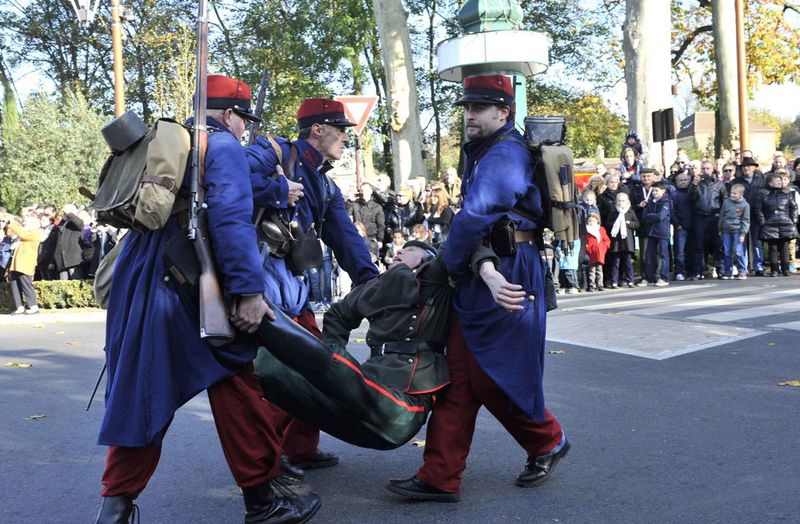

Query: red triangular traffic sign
[335,95,378,135]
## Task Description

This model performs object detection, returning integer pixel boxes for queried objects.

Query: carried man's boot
[95,496,135,524]
[243,479,321,524]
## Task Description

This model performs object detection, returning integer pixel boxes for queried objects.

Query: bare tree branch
[672,24,713,67]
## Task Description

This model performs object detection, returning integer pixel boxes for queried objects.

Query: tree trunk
[427,0,441,178]
[373,0,426,189]
[712,0,739,157]
[623,0,674,172]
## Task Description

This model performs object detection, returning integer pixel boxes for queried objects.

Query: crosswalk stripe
[634,288,800,317]
[689,300,800,322]
[767,320,800,331]
[564,284,770,311]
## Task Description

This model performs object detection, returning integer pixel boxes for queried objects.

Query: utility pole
[735,0,749,152]
[110,0,125,116]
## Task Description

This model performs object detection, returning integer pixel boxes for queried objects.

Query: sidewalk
[0,308,106,326]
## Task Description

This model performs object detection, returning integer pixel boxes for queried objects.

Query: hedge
[0,279,98,312]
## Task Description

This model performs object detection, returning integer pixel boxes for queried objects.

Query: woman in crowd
[5,214,41,314]
[385,188,425,238]
[426,187,454,244]
[756,173,798,276]
[619,146,643,186]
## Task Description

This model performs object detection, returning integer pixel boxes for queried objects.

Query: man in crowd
[36,205,59,281]
[352,181,385,253]
[94,75,320,524]
[631,168,658,279]
[690,160,726,280]
[735,156,766,275]
[54,204,85,279]
[386,74,568,502]
[246,98,380,474]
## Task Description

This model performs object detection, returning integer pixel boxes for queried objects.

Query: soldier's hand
[479,261,525,312]
[232,295,275,333]
[287,180,304,207]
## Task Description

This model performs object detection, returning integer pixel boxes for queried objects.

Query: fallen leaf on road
[411,439,426,447]
[32,324,45,329]
[549,350,566,355]
[778,380,800,387]
[24,415,46,420]
[65,341,81,346]
[51,331,65,335]
[3,362,33,368]
[767,342,776,347]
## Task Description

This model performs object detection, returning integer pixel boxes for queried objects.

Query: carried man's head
[456,74,514,141]
[206,75,261,141]
[391,240,437,269]
[296,98,355,162]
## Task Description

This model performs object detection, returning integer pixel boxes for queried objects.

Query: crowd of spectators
[11,141,795,314]
[1,204,120,314]
[553,143,800,294]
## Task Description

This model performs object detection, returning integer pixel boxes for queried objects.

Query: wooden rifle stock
[189,0,234,347]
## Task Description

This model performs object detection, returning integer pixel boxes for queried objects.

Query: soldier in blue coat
[94,75,320,524]
[246,98,379,472]
[387,75,569,502]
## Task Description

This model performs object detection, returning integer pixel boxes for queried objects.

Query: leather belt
[380,341,444,355]
[514,229,537,243]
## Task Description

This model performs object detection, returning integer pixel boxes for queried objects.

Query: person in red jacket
[585,212,611,291]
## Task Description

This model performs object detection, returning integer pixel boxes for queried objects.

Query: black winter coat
[756,188,798,240]
[607,209,639,253]
[385,202,424,236]
[54,213,85,271]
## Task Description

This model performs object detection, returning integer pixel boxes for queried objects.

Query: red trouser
[100,363,281,498]
[263,309,321,462]
[417,316,563,493]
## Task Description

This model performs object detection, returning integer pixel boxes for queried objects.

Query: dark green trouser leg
[253,311,430,450]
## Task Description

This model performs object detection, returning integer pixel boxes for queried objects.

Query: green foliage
[672,0,800,107]
[0,279,98,313]
[0,91,107,213]
[527,81,627,158]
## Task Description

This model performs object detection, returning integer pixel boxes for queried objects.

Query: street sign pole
[334,95,379,188]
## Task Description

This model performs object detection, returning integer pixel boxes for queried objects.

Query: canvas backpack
[495,117,580,249]
[86,117,191,230]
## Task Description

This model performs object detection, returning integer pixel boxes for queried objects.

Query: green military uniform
[253,245,497,450]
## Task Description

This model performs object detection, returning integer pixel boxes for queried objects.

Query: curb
[0,309,106,326]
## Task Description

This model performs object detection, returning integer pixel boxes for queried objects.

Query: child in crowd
[584,212,610,291]
[354,221,380,265]
[641,182,671,286]
[557,239,581,294]
[670,172,693,281]
[607,192,639,288]
[780,170,800,273]
[383,229,406,266]
[756,173,798,276]
[579,189,600,220]
[411,223,433,244]
[718,184,750,280]
[541,228,560,293]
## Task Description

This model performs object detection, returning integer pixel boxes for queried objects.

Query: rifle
[188,0,234,347]
[248,68,270,147]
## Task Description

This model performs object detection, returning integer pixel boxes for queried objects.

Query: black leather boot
[95,496,136,524]
[255,302,332,376]
[243,479,321,524]
[281,454,306,481]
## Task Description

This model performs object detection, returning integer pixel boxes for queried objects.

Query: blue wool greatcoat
[444,121,549,421]
[98,119,266,447]
[245,136,378,316]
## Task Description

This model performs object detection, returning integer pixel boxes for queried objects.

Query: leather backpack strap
[285,144,298,180]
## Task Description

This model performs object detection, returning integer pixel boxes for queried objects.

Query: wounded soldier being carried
[253,239,501,450]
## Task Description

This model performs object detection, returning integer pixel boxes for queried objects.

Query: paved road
[1,279,799,523]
